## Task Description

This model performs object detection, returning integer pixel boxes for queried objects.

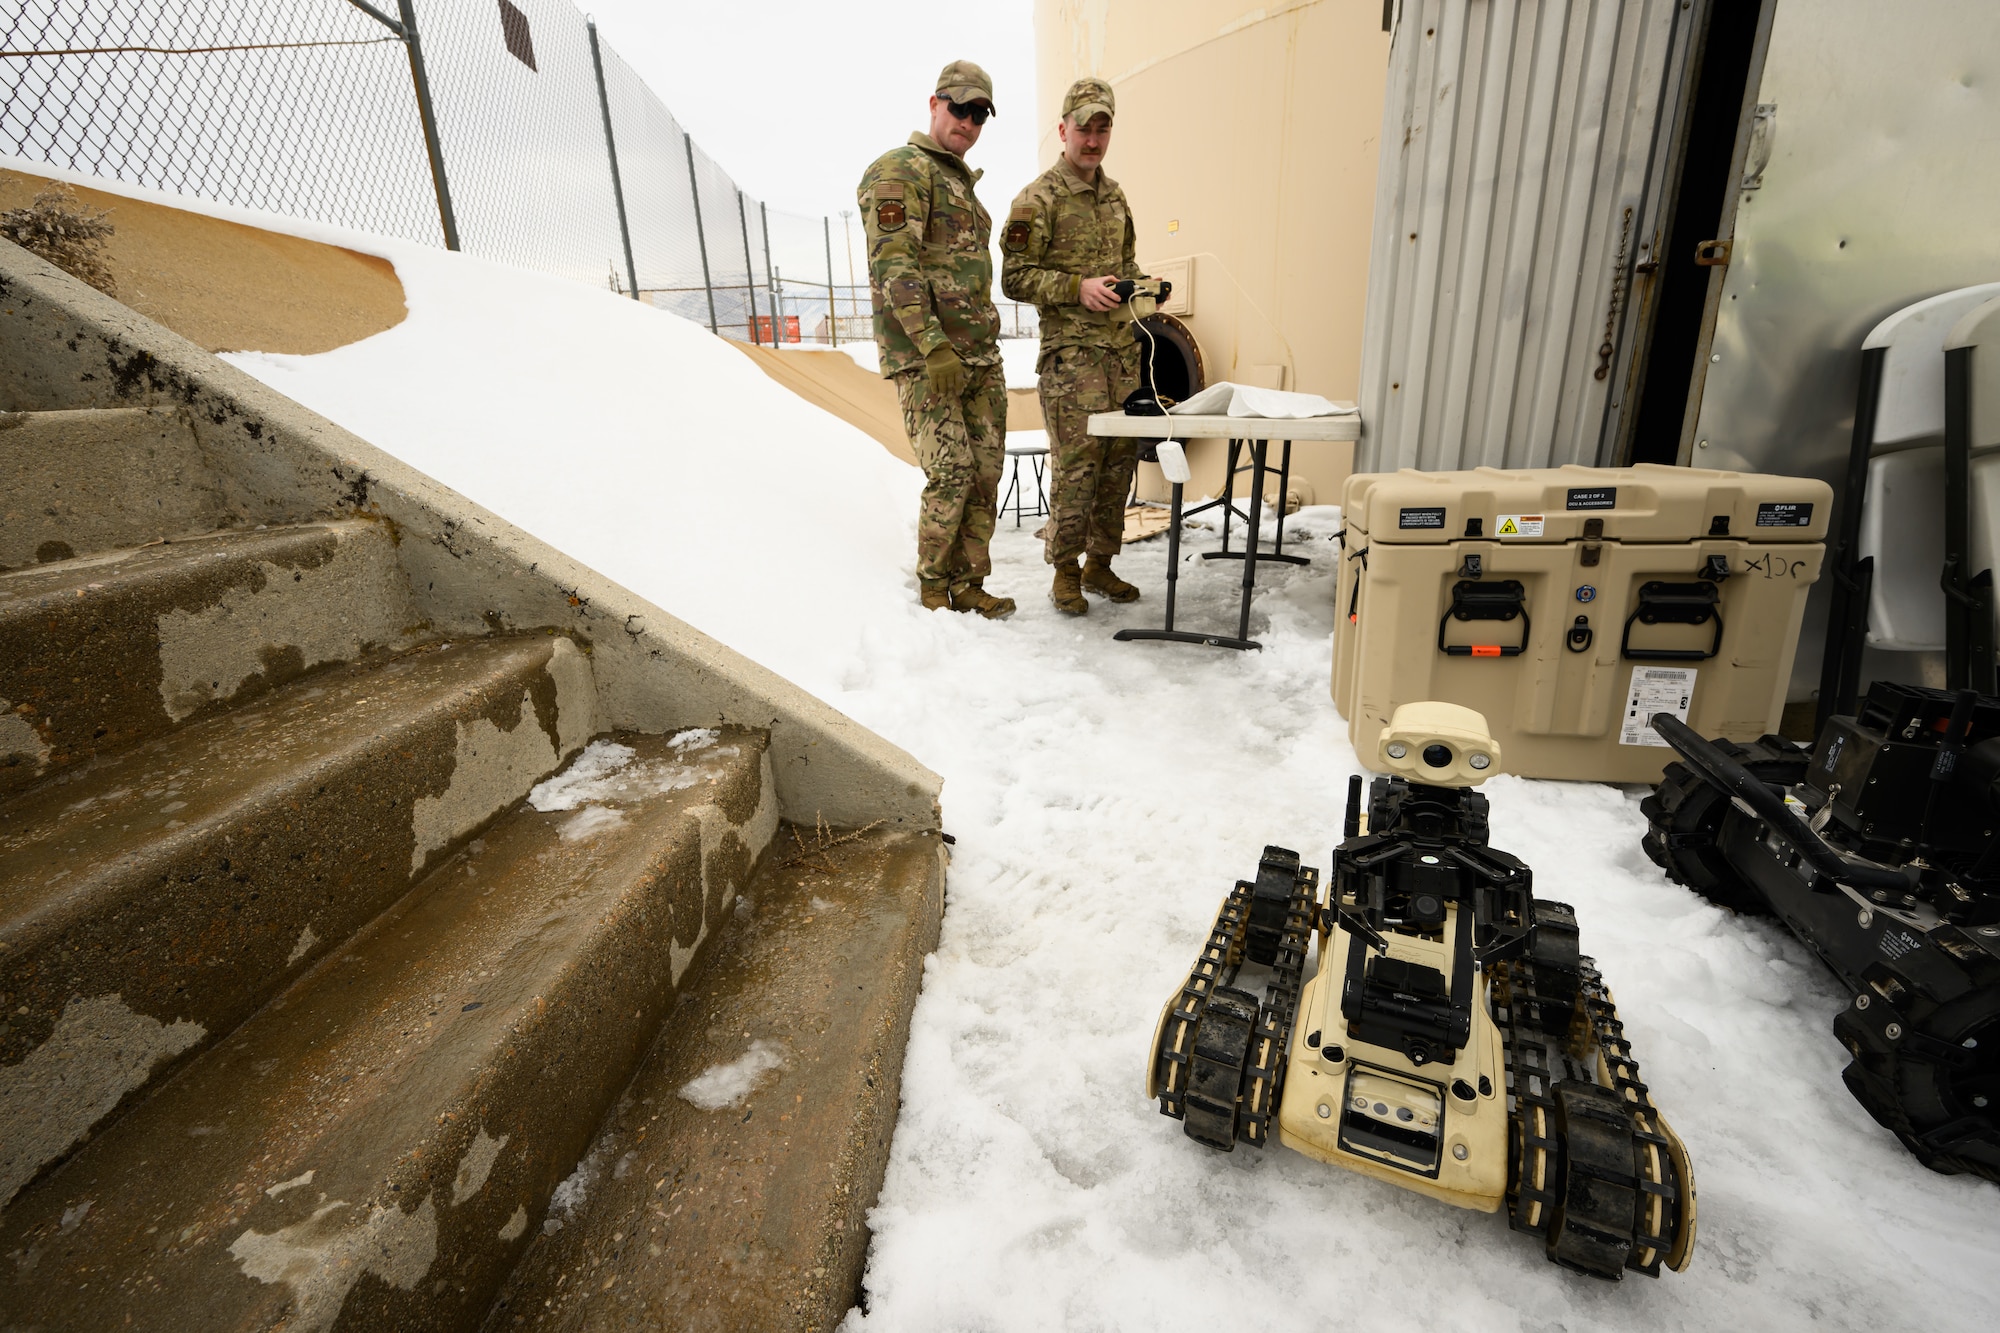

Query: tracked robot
[1148,702,1696,1280]
[1643,683,2000,1180]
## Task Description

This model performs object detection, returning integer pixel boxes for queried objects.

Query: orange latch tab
[1471,645,1502,657]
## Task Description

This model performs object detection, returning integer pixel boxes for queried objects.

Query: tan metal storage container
[1333,465,1832,782]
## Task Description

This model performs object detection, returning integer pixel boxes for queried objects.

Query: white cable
[1138,308,1174,447]
[1136,306,1192,487]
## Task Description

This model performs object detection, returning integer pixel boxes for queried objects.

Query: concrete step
[0,633,598,1208]
[0,519,420,799]
[487,823,946,1332]
[0,408,227,570]
[0,728,778,1332]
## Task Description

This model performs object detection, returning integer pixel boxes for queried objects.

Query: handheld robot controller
[1112,276,1171,321]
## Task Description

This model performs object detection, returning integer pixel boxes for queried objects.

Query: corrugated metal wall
[1357,0,1698,473]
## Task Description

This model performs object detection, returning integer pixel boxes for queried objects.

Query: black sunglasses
[945,99,992,126]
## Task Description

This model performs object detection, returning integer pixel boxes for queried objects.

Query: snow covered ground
[21,162,1999,1330]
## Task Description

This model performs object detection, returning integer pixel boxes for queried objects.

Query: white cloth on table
[1169,381,1357,419]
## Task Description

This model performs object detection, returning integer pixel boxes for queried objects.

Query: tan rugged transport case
[1332,464,1832,783]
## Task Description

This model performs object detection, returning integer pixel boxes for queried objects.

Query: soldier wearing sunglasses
[857,61,1014,619]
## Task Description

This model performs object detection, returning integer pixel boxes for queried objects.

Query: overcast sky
[581,1,1040,223]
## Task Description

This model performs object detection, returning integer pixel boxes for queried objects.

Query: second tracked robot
[1643,682,2000,1179]
[1147,702,1695,1279]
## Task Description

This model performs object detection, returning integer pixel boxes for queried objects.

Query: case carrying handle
[1621,581,1724,661]
[1438,579,1529,658]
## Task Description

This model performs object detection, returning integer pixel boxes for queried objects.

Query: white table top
[1086,411,1360,441]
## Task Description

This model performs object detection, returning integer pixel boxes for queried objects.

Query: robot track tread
[1150,867,1318,1149]
[1499,955,1695,1280]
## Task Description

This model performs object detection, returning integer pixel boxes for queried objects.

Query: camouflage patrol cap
[936,59,996,112]
[1063,76,1115,126]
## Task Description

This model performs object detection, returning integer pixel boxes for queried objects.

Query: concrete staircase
[0,238,945,1329]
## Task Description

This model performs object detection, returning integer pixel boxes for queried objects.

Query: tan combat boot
[1082,554,1140,603]
[919,580,954,611]
[952,583,1017,620]
[1050,559,1088,615]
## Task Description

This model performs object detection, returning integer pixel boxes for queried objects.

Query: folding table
[1086,411,1360,650]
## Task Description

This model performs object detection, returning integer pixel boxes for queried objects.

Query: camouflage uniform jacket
[1000,156,1143,361]
[857,133,1002,378]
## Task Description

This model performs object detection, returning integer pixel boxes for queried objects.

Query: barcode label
[1621,667,1696,746]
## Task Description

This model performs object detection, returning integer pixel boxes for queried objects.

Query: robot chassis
[1643,681,2000,1180]
[1148,703,1696,1280]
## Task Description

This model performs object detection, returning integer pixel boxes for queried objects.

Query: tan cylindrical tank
[1032,0,1390,510]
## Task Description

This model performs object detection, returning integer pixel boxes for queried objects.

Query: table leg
[1115,479,1258,650]
[1200,433,1308,566]
[1238,439,1267,643]
[1219,438,1241,553]
[1273,439,1294,549]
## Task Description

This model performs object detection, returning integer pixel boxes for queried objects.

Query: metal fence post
[586,19,639,302]
[840,210,859,340]
[683,132,718,334]
[393,1,458,250]
[347,1,458,249]
[823,215,838,346]
[759,201,781,344]
[738,189,760,345]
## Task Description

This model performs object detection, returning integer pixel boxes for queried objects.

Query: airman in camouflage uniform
[857,60,1014,619]
[1001,76,1145,615]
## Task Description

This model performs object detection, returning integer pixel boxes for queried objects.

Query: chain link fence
[1,0,1037,348]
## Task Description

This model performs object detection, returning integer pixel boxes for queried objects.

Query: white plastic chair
[1946,294,2000,691]
[1818,284,2000,723]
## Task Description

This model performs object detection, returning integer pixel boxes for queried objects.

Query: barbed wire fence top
[1,0,1039,347]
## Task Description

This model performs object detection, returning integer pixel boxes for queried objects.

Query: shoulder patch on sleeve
[1008,204,1035,221]
[1003,217,1032,253]
[875,181,906,200]
[875,198,907,232]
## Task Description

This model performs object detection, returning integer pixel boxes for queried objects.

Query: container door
[1357,0,1703,473]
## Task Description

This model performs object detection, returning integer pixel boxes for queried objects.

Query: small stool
[1001,445,1049,527]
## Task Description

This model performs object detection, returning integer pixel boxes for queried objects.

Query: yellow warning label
[1496,514,1545,538]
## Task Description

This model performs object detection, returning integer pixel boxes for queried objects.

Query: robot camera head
[1377,701,1501,787]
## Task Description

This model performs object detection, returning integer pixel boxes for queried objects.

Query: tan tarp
[734,345,1175,544]
[731,342,916,465]
[1007,387,1044,432]
[0,170,405,354]
[733,341,1046,469]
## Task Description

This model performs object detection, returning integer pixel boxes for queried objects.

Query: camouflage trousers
[894,360,1007,593]
[1039,342,1142,564]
